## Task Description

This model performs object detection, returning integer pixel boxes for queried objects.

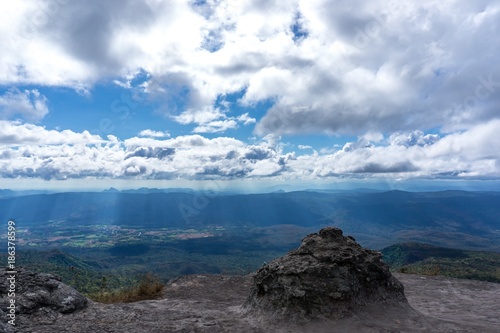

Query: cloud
[193,119,238,133]
[288,119,500,179]
[0,120,499,181]
[172,107,256,133]
[253,1,500,136]
[237,113,256,125]
[0,121,103,145]
[0,88,49,122]
[0,0,499,184]
[389,130,440,147]
[2,1,499,136]
[138,129,170,138]
[173,107,227,127]
[124,147,175,160]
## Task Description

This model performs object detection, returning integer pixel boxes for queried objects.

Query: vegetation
[1,249,135,294]
[0,227,299,297]
[382,242,500,283]
[88,273,165,303]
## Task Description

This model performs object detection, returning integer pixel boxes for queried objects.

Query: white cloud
[237,113,256,126]
[1,1,499,136]
[193,119,238,133]
[138,129,170,138]
[0,88,49,122]
[389,130,440,147]
[0,1,499,182]
[172,107,255,133]
[248,159,283,177]
[287,119,500,179]
[0,121,103,145]
[0,121,499,181]
[173,107,226,126]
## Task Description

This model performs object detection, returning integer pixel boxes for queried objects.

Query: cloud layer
[0,1,499,182]
[1,119,499,181]
[2,0,499,135]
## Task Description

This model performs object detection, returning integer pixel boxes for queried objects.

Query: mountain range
[1,190,499,250]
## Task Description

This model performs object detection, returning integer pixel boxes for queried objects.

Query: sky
[0,0,499,191]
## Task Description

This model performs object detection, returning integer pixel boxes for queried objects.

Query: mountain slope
[381,243,500,282]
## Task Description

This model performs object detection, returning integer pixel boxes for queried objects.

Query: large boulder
[0,267,88,328]
[247,227,407,320]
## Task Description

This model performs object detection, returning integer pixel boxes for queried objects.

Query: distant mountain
[103,187,120,193]
[304,188,388,193]
[0,189,15,199]
[1,190,499,250]
[102,187,198,194]
[381,242,500,282]
[0,189,53,198]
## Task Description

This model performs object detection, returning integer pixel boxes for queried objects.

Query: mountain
[1,190,499,250]
[0,189,53,199]
[0,189,15,199]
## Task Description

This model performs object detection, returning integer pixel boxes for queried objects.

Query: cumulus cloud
[138,129,170,138]
[389,130,440,147]
[288,119,500,179]
[124,147,175,160]
[237,113,256,126]
[172,107,256,133]
[0,1,499,182]
[193,119,238,133]
[0,88,49,122]
[0,121,103,145]
[0,120,499,181]
[3,1,499,136]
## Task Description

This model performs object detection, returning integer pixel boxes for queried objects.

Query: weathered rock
[246,227,407,320]
[0,266,88,330]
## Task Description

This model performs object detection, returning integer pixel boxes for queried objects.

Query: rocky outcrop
[246,227,407,320]
[0,267,88,330]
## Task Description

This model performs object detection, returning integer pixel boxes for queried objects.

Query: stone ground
[393,273,500,332]
[6,273,499,333]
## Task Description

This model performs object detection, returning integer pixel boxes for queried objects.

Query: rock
[246,227,407,320]
[0,267,88,329]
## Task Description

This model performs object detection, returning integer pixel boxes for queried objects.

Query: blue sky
[0,1,500,191]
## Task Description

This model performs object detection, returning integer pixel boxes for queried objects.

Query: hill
[381,243,500,282]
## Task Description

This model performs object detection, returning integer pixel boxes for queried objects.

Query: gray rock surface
[0,267,88,332]
[1,273,498,333]
[246,227,407,320]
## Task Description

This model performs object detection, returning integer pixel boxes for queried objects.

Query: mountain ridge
[2,190,499,251]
